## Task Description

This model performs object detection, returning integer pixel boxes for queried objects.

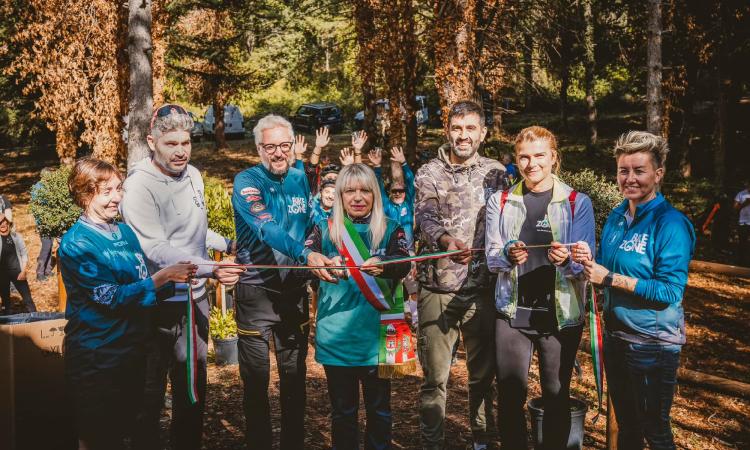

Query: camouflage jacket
[415,146,509,293]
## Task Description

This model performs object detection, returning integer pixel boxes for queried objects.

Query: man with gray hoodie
[121,104,244,450]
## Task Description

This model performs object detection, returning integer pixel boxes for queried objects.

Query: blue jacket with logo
[374,163,415,247]
[598,193,695,345]
[232,164,312,291]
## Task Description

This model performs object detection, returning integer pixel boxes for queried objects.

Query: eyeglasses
[390,189,406,194]
[259,142,293,154]
[150,104,189,129]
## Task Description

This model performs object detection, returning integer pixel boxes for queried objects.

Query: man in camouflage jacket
[415,100,509,450]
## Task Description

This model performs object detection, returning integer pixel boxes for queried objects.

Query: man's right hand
[315,127,330,150]
[440,235,472,265]
[307,252,337,283]
[213,264,245,286]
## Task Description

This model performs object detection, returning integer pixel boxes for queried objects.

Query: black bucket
[213,336,238,365]
[527,397,587,450]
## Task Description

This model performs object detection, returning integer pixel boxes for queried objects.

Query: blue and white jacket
[598,193,695,345]
[374,163,416,247]
[232,164,312,291]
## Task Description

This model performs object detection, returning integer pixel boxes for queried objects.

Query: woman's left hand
[583,259,609,285]
[547,241,570,266]
[361,257,383,276]
[17,271,26,281]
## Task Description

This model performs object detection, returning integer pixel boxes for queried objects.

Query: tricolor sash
[186,284,199,405]
[334,217,417,378]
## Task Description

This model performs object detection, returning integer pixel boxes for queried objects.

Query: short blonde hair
[68,158,122,209]
[613,131,669,169]
[514,126,561,174]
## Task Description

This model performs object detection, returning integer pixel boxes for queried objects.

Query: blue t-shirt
[59,219,157,372]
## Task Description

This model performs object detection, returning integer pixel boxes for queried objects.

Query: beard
[261,152,293,176]
[451,138,478,160]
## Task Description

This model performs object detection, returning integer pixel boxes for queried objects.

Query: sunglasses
[150,104,189,129]
[390,189,406,194]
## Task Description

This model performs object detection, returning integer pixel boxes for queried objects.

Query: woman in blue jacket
[60,158,196,450]
[575,131,695,450]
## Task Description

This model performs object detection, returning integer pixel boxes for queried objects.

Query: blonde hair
[514,126,561,174]
[68,158,123,209]
[329,164,387,252]
[613,131,669,169]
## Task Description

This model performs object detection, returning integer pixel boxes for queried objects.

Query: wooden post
[56,248,67,312]
[213,250,223,313]
[606,394,618,449]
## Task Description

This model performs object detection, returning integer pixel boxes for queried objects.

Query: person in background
[485,126,595,450]
[305,163,412,450]
[415,100,508,450]
[500,153,518,182]
[574,131,695,450]
[0,214,35,314]
[734,180,750,266]
[121,103,243,450]
[294,127,331,194]
[31,168,55,281]
[369,145,416,249]
[60,158,196,450]
[0,194,12,223]
[311,179,336,225]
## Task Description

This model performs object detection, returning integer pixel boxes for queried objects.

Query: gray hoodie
[121,157,229,301]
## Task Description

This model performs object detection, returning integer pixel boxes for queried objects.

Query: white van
[202,104,246,138]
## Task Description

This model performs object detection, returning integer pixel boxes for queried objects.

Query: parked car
[203,104,246,139]
[188,112,204,142]
[353,95,429,130]
[290,102,343,133]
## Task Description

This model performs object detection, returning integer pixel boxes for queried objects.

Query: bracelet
[602,271,614,288]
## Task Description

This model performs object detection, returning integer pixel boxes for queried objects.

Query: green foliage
[560,169,622,237]
[28,165,82,238]
[203,174,235,240]
[209,306,237,340]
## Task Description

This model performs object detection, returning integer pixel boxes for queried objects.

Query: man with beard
[415,100,508,450]
[121,104,244,450]
[232,114,323,450]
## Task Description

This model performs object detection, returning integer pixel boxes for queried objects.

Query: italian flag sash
[186,283,199,405]
[334,217,417,378]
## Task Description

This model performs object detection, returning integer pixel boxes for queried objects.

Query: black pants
[0,271,36,314]
[66,354,145,450]
[324,365,392,450]
[605,336,681,450]
[133,294,209,450]
[36,236,54,278]
[495,318,582,450]
[738,224,750,267]
[235,284,309,450]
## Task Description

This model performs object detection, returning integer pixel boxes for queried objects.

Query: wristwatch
[602,271,614,288]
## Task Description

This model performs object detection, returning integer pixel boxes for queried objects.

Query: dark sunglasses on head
[390,189,406,194]
[150,104,189,129]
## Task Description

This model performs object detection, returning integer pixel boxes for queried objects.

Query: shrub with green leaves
[209,306,237,340]
[203,174,235,240]
[560,169,622,237]
[29,165,82,238]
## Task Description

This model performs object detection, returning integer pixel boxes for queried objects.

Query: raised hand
[293,134,307,160]
[352,130,368,152]
[315,127,330,150]
[340,147,355,166]
[368,148,383,167]
[390,146,406,164]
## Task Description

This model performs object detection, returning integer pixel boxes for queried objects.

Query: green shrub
[203,174,235,240]
[560,169,622,237]
[29,165,82,238]
[209,306,237,340]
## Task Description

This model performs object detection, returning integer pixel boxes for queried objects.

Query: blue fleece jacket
[232,164,312,290]
[598,193,695,345]
[374,163,415,247]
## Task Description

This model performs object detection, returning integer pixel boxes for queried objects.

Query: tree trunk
[127,0,153,169]
[213,93,228,151]
[646,0,663,135]
[523,32,533,110]
[151,0,168,107]
[433,0,478,127]
[582,0,597,150]
[559,29,571,131]
[353,1,378,139]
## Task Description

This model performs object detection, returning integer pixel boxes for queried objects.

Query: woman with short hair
[486,126,596,450]
[60,158,196,450]
[575,131,695,450]
[306,163,413,450]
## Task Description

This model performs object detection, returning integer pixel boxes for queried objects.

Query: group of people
[58,99,694,450]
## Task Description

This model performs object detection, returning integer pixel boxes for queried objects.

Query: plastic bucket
[213,336,238,365]
[527,397,587,450]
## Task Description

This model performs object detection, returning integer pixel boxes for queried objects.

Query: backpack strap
[569,191,578,220]
[500,189,509,214]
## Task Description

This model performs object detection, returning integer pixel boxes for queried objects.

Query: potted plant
[209,306,238,365]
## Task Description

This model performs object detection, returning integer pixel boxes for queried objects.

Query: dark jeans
[605,335,681,450]
[738,224,750,267]
[133,295,209,450]
[66,355,145,450]
[0,271,36,314]
[36,236,54,278]
[495,318,582,450]
[324,365,392,450]
[235,284,309,450]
